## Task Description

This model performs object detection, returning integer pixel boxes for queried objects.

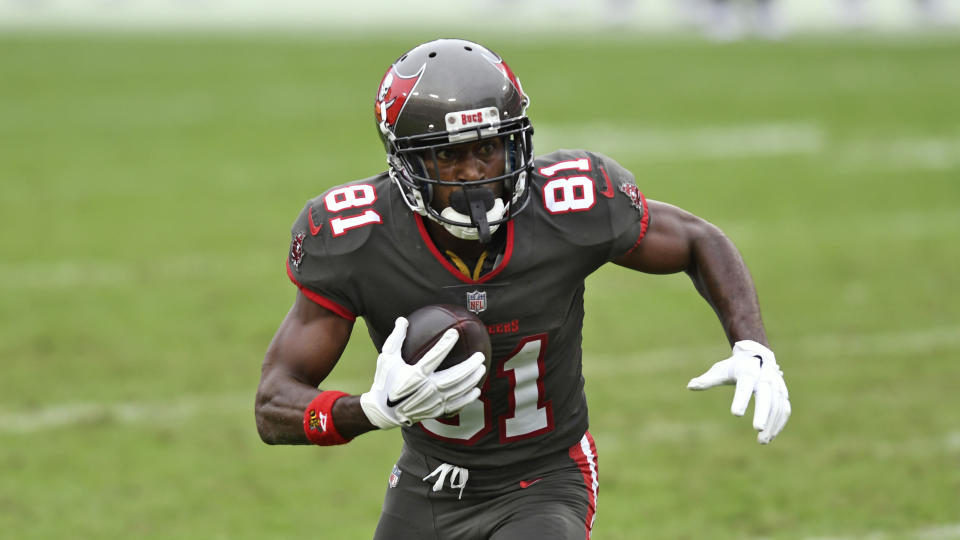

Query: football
[401,304,492,380]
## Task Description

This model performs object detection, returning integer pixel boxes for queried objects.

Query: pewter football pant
[373,433,599,540]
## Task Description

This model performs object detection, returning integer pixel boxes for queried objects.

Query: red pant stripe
[568,431,599,539]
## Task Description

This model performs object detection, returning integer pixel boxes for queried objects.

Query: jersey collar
[413,214,514,284]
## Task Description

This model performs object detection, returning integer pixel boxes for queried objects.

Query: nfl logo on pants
[389,465,401,488]
[467,290,487,314]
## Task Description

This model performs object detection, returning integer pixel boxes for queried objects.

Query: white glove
[687,340,791,444]
[360,317,486,430]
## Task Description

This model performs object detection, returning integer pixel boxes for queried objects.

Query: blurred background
[2,1,959,539]
[1,0,959,35]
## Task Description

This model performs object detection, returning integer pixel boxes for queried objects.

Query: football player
[255,38,790,540]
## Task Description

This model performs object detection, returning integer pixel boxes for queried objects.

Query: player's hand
[360,318,485,429]
[687,340,791,444]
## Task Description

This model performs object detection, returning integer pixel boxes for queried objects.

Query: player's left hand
[687,340,791,444]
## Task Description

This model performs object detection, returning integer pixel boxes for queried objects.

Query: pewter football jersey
[286,149,649,468]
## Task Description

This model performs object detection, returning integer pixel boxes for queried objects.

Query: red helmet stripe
[495,60,524,97]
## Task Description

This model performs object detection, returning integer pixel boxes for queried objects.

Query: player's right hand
[360,318,485,429]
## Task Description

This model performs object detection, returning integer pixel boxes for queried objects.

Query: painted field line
[800,521,960,540]
[584,324,960,376]
[0,377,368,435]
[3,324,958,435]
[538,121,960,171]
[839,135,960,172]
[0,393,249,435]
[2,325,957,433]
[536,121,825,161]
[0,251,275,289]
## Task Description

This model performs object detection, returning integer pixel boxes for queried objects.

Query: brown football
[401,304,492,382]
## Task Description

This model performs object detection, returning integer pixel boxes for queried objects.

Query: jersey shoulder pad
[530,149,648,256]
[532,148,635,198]
[285,173,393,318]
[304,174,393,254]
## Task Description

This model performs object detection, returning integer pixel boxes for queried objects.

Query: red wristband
[303,391,352,446]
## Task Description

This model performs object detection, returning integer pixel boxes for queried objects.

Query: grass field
[2,30,959,539]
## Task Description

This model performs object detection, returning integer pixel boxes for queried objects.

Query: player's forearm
[330,395,379,439]
[685,228,768,347]
[255,371,377,445]
[254,372,317,444]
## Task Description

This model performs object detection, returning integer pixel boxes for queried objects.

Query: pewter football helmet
[374,39,534,242]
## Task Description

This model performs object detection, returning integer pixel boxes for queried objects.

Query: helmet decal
[481,51,525,105]
[375,64,424,134]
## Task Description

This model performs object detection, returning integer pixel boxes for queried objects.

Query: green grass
[2,31,959,539]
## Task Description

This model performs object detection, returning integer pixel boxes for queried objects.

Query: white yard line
[537,121,960,172]
[801,522,960,540]
[584,324,960,376]
[0,252,274,289]
[838,136,960,172]
[536,122,826,161]
[0,376,368,435]
[2,326,958,434]
[0,393,248,435]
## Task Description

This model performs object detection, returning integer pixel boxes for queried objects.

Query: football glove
[360,317,485,430]
[687,340,791,444]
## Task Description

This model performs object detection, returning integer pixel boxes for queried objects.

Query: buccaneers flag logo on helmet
[486,55,525,101]
[375,65,423,134]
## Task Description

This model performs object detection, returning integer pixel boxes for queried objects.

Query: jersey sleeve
[595,152,649,260]
[285,200,359,321]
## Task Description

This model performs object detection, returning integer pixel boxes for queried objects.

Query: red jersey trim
[413,214,514,284]
[285,259,357,321]
[622,192,650,256]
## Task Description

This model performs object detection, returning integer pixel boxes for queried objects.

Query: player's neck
[425,220,491,261]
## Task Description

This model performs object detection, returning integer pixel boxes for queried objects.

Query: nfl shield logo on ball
[466,290,487,314]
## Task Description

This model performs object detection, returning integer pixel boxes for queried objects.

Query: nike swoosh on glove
[687,340,791,444]
[360,318,485,429]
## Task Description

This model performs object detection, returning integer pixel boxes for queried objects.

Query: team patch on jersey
[290,232,305,270]
[619,182,645,212]
[466,290,487,314]
[389,464,402,488]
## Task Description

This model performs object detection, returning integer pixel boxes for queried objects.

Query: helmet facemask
[388,117,533,244]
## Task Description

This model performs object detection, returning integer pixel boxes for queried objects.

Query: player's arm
[255,291,371,444]
[612,200,765,346]
[613,200,790,444]
[255,291,487,446]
